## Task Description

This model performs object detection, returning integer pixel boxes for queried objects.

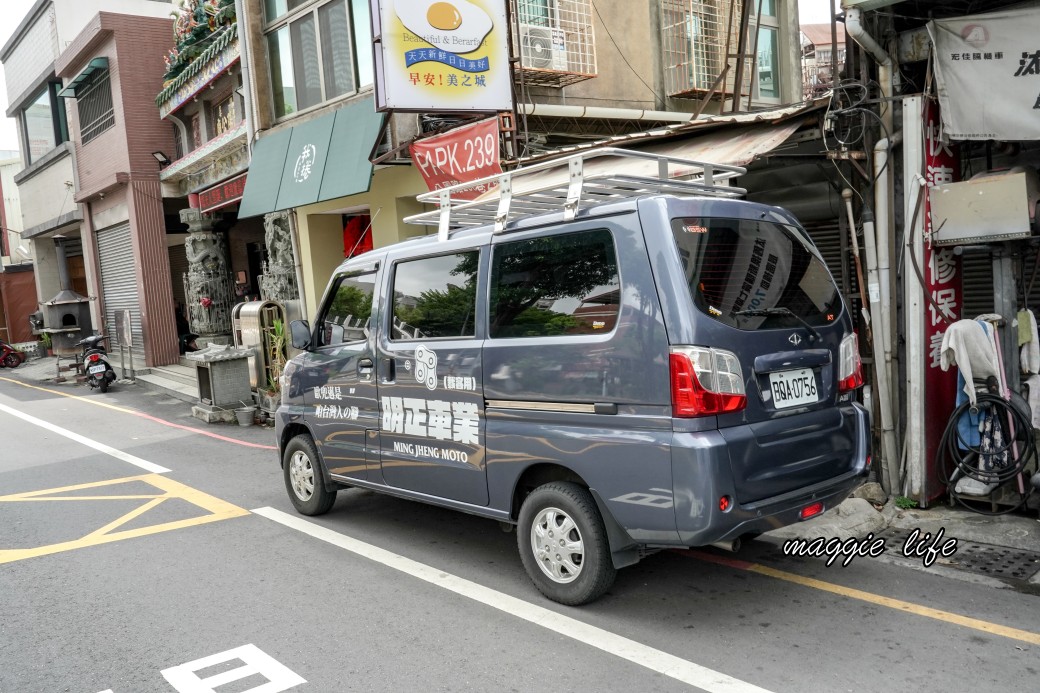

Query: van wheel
[517,482,616,605]
[284,434,336,515]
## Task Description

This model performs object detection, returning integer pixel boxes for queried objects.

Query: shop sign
[923,100,961,501]
[159,39,240,119]
[373,0,512,112]
[928,8,1040,139]
[199,173,248,213]
[409,117,502,200]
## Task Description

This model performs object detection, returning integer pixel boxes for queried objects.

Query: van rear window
[670,217,841,329]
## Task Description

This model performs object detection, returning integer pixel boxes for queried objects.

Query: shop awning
[475,118,805,201]
[238,96,386,218]
[57,57,109,98]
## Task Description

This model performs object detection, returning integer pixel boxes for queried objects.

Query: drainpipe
[288,211,308,320]
[873,131,901,392]
[233,0,255,152]
[844,7,899,137]
[519,103,703,122]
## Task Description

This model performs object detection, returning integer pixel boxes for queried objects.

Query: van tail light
[838,332,864,392]
[670,346,746,417]
[799,502,825,520]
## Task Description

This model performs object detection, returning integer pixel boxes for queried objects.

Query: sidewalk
[765,481,1040,550]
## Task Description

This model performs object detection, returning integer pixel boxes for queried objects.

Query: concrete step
[136,370,199,403]
[148,363,198,388]
[137,363,200,403]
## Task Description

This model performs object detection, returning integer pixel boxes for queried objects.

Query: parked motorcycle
[0,339,26,369]
[75,334,116,392]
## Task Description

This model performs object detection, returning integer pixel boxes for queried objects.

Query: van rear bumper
[671,402,870,547]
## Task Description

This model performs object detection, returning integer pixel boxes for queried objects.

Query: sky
[0,0,843,153]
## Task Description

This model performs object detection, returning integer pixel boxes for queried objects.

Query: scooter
[0,339,26,369]
[76,334,117,392]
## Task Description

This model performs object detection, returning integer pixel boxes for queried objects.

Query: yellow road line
[0,474,249,565]
[689,549,1040,647]
[0,376,278,450]
[0,376,138,414]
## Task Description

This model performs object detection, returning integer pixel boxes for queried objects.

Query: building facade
[234,0,807,317]
[0,0,175,362]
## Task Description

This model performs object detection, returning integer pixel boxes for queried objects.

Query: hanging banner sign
[928,8,1040,140]
[409,117,502,200]
[199,173,248,213]
[373,0,512,112]
[923,100,961,503]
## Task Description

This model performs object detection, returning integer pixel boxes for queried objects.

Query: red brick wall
[67,13,175,199]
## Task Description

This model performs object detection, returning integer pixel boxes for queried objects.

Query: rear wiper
[733,308,821,343]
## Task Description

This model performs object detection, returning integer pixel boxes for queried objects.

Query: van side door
[376,247,488,506]
[296,265,380,481]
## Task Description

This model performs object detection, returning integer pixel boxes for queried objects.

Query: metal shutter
[959,251,995,319]
[97,223,146,366]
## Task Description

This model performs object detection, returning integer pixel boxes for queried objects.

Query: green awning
[58,57,109,98]
[237,96,385,218]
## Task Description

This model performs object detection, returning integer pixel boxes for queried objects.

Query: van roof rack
[402,146,747,241]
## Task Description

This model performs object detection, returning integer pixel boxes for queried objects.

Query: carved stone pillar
[181,208,233,338]
[259,211,299,302]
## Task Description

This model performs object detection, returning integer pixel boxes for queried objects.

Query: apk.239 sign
[409,118,502,201]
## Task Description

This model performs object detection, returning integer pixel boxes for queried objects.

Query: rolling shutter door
[97,223,146,365]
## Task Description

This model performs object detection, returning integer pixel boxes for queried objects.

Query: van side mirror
[289,320,311,350]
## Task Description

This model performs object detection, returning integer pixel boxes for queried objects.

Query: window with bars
[77,68,115,144]
[511,0,597,87]
[661,0,782,102]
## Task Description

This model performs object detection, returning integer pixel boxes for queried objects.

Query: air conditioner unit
[520,23,568,71]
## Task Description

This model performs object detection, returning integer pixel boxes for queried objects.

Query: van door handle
[358,358,374,376]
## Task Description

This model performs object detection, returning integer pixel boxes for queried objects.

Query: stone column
[181,208,234,340]
[259,211,299,302]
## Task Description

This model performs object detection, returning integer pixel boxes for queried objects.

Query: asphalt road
[1,372,1038,693]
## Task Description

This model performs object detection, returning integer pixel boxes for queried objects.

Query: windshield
[670,216,842,329]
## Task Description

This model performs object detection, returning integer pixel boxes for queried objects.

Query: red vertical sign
[923,100,961,502]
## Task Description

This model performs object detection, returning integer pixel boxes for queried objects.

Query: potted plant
[258,319,287,414]
[38,332,52,357]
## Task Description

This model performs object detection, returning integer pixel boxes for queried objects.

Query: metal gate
[97,223,146,366]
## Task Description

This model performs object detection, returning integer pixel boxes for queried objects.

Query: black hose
[935,391,1036,515]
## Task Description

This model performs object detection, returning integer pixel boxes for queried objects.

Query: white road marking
[161,643,306,692]
[253,506,775,693]
[0,401,170,473]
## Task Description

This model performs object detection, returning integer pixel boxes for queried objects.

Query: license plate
[89,364,107,375]
[768,368,818,409]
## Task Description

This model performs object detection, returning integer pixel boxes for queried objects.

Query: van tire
[518,482,616,605]
[284,434,336,515]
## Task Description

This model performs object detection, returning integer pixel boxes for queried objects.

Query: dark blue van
[277,150,870,605]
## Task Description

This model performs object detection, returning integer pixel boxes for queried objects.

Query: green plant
[894,496,918,510]
[39,333,52,349]
[263,319,287,394]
